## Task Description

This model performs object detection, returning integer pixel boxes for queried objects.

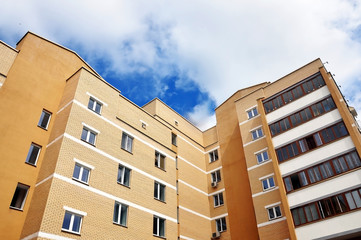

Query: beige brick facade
[1,32,361,240]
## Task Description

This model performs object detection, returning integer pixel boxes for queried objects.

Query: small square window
[88,97,102,114]
[215,217,227,232]
[38,109,51,129]
[121,132,133,153]
[256,151,269,164]
[155,151,166,170]
[209,150,219,162]
[25,143,41,166]
[81,127,97,145]
[62,211,83,234]
[251,128,264,140]
[262,177,275,191]
[154,182,165,202]
[10,183,29,210]
[153,216,165,237]
[213,193,224,207]
[117,165,131,187]
[113,202,128,226]
[247,108,258,119]
[72,164,90,184]
[268,206,282,220]
[211,170,221,183]
[171,133,177,146]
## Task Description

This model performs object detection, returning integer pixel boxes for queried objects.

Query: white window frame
[81,126,97,145]
[213,193,224,207]
[25,143,41,166]
[153,216,166,237]
[72,163,91,184]
[209,149,219,163]
[155,151,166,170]
[117,165,131,187]
[255,150,269,164]
[251,127,264,140]
[10,183,29,210]
[261,176,275,191]
[61,207,86,235]
[211,170,221,183]
[121,132,133,153]
[154,181,166,202]
[215,217,227,232]
[38,109,52,129]
[267,205,282,220]
[247,107,258,119]
[113,201,128,227]
[87,97,103,114]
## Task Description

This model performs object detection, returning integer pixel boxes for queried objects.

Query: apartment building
[0,32,360,240]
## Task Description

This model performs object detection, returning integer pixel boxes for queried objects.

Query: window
[292,187,361,226]
[155,151,165,170]
[117,165,131,187]
[62,211,83,234]
[88,97,102,114]
[213,193,224,207]
[251,128,263,140]
[10,183,29,210]
[247,107,258,119]
[276,122,349,162]
[211,170,221,183]
[262,177,275,191]
[153,216,165,237]
[269,97,336,137]
[209,150,219,162]
[284,151,361,193]
[268,206,282,220]
[215,217,227,232]
[263,74,326,113]
[72,164,90,184]
[25,143,41,165]
[38,109,51,129]
[81,127,97,145]
[154,182,165,202]
[171,133,177,146]
[256,150,269,164]
[113,202,128,226]
[121,132,133,153]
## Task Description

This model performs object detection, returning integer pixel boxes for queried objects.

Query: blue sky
[1,0,361,130]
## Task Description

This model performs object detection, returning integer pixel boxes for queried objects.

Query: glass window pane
[95,102,101,113]
[113,203,119,223]
[269,177,275,188]
[72,215,81,232]
[88,98,94,109]
[292,209,300,226]
[308,169,316,183]
[284,177,292,192]
[298,208,306,224]
[299,171,308,186]
[351,152,361,167]
[337,195,348,212]
[333,159,342,174]
[81,129,88,141]
[345,154,356,169]
[304,206,313,222]
[89,132,96,144]
[351,191,361,208]
[62,212,71,230]
[339,157,348,172]
[319,165,328,179]
[120,205,128,226]
[275,206,281,217]
[324,162,334,177]
[262,180,269,190]
[268,208,275,219]
[153,217,158,235]
[159,218,165,236]
[81,168,89,183]
[310,203,319,220]
[313,167,322,181]
[314,133,323,146]
[73,164,81,179]
[299,140,308,153]
[346,193,356,210]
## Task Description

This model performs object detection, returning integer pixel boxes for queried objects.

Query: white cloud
[1,0,361,128]
[186,101,217,131]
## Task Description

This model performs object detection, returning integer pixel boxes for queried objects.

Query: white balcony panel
[288,169,361,208]
[279,137,355,176]
[272,109,341,148]
[266,86,330,124]
[295,210,361,240]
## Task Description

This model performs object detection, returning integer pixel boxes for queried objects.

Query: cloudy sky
[1,0,360,130]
